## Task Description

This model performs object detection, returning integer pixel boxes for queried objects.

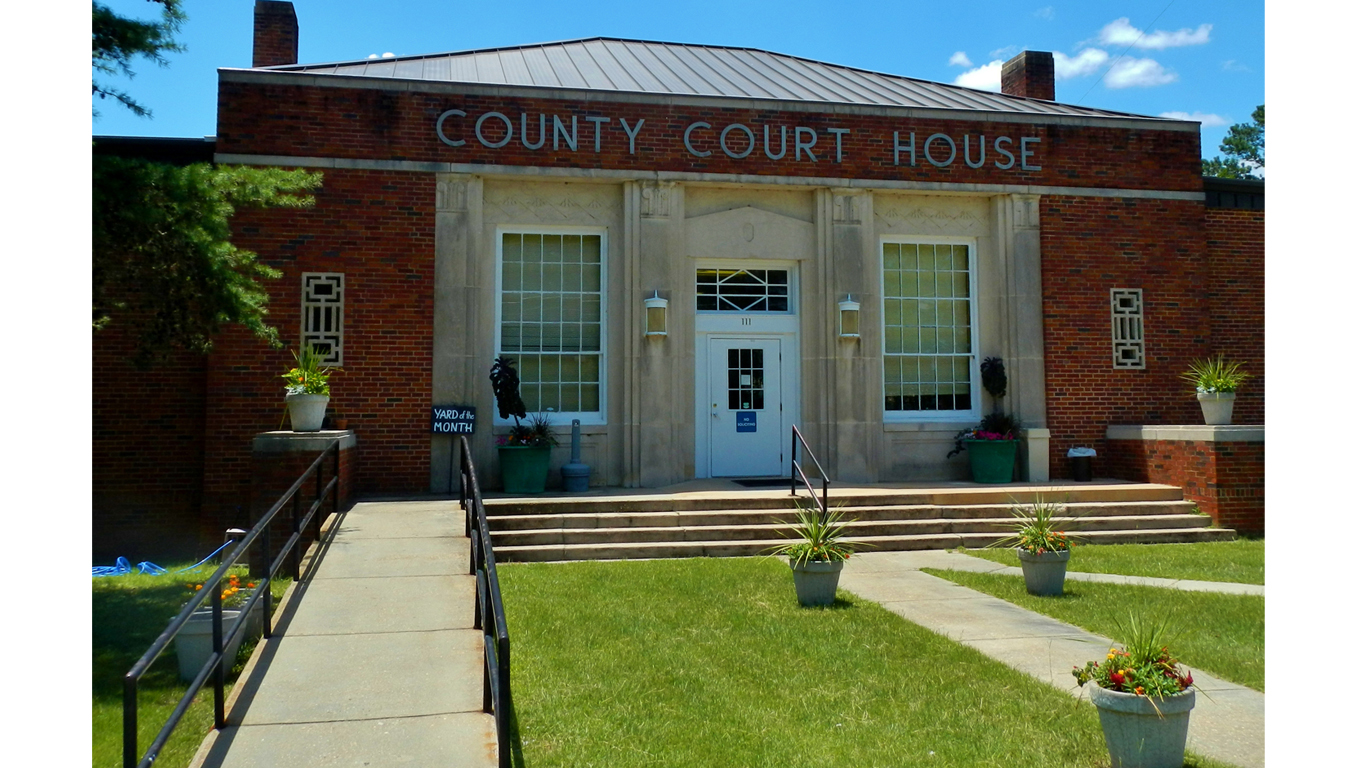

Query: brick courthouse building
[92,1,1264,557]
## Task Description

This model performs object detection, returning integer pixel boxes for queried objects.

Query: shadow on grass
[93,582,193,697]
[508,692,527,768]
[795,596,859,611]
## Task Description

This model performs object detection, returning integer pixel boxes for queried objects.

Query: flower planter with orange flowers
[174,576,265,682]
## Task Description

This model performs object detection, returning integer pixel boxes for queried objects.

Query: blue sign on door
[736,411,757,432]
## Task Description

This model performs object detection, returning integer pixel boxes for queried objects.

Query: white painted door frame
[693,269,801,478]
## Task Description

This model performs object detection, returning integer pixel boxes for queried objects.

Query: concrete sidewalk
[929,549,1265,596]
[191,501,497,768]
[841,550,1264,768]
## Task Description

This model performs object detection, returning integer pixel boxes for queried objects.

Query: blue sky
[91,0,1265,159]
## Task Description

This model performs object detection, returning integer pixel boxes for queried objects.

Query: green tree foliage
[1202,105,1264,179]
[92,0,185,118]
[93,158,323,367]
[92,1,325,366]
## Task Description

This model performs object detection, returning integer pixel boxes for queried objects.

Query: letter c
[436,109,466,147]
[684,122,712,157]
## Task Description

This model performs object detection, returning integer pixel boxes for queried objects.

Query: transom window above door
[696,269,789,312]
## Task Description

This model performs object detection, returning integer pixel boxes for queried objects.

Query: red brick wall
[1204,208,1264,424]
[1108,438,1264,533]
[252,2,298,68]
[1001,52,1055,101]
[248,438,355,575]
[216,81,1201,192]
[1039,196,1210,479]
[199,168,435,534]
[93,324,208,560]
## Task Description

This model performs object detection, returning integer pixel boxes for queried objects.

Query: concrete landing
[841,550,1264,768]
[191,501,498,768]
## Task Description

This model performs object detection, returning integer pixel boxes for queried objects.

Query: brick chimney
[1001,51,1055,101]
[252,1,298,68]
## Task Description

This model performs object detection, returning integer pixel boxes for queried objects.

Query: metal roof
[264,37,1158,121]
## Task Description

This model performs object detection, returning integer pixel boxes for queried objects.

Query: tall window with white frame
[302,273,344,365]
[498,232,604,420]
[881,241,977,418]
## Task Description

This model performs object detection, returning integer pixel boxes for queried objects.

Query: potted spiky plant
[281,345,335,432]
[769,499,859,606]
[490,357,557,493]
[1073,614,1198,768]
[1180,355,1250,426]
[990,497,1077,596]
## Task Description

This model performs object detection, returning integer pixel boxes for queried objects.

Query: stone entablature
[216,76,1201,193]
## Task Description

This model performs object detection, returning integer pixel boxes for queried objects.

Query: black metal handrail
[459,436,512,768]
[123,438,342,768]
[790,426,830,518]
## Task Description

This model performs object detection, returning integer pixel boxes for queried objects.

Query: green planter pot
[498,445,552,493]
[964,439,1018,483]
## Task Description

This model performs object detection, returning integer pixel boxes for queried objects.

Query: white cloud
[954,60,1004,92]
[1222,59,1250,72]
[1053,48,1109,79]
[1158,111,1229,126]
[948,51,973,68]
[1035,6,1055,20]
[1098,17,1212,50]
[1104,57,1177,88]
[990,45,1021,61]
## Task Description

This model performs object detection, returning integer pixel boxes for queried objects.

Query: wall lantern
[838,294,860,338]
[645,291,668,336]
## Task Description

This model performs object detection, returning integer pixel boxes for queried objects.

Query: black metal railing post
[790,426,831,521]
[458,435,512,768]
[290,488,303,581]
[211,586,225,728]
[122,438,343,768]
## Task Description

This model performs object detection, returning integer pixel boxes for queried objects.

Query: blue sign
[736,411,757,433]
[432,405,476,434]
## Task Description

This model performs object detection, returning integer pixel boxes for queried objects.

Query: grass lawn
[959,539,1264,585]
[924,569,1264,692]
[500,557,1238,768]
[92,564,289,768]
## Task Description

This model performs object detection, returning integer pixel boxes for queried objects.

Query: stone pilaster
[992,193,1049,477]
[623,180,688,487]
[816,188,877,481]
[431,174,486,491]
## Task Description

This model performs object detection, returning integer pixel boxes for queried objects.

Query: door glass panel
[727,348,764,411]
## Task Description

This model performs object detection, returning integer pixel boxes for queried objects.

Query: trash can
[1067,447,1096,482]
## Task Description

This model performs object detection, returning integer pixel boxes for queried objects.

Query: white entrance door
[708,337,784,477]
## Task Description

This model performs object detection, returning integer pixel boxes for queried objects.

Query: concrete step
[482,483,1185,516]
[489,513,1216,547]
[485,501,1197,532]
[494,526,1237,562]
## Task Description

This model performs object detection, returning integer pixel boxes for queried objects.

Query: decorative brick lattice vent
[302,273,344,365]
[1111,288,1144,369]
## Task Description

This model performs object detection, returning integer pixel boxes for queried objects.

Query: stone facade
[90,28,1265,555]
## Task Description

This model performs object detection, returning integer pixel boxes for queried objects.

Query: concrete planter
[285,393,330,432]
[1089,683,1196,768]
[790,559,844,606]
[1196,392,1235,426]
[498,445,552,493]
[964,439,1017,483]
[175,600,264,682]
[1017,548,1070,595]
